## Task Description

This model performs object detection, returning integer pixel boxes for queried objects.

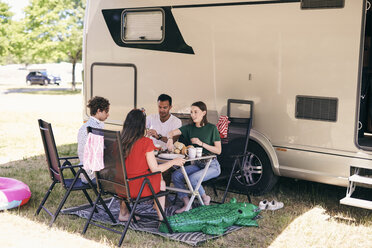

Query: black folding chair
[82,127,173,247]
[35,119,113,227]
[208,99,253,204]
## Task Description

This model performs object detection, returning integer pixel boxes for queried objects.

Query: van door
[90,63,137,126]
[358,1,372,149]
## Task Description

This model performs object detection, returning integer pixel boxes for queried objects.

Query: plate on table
[157,153,185,160]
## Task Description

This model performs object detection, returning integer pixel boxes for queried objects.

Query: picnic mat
[62,197,257,246]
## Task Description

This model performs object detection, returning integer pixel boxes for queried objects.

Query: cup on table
[188,147,196,159]
[196,147,203,157]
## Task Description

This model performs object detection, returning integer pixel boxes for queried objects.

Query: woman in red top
[119,109,185,222]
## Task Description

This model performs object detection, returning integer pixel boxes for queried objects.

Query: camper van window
[301,0,344,9]
[121,9,164,43]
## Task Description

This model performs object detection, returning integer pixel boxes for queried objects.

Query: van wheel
[231,140,278,195]
[26,80,31,86]
[43,80,48,85]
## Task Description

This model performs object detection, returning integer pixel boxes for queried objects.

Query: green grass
[66,82,83,86]
[1,144,371,247]
[21,89,81,95]
[1,87,371,247]
[5,88,81,95]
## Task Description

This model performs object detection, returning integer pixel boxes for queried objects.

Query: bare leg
[118,200,140,222]
[202,194,211,206]
[118,201,130,222]
[175,196,191,214]
[154,180,166,221]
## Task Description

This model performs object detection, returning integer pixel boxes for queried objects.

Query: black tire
[220,138,278,195]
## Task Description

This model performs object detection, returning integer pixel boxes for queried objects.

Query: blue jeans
[172,158,221,199]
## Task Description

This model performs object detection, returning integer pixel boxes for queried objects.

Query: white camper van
[83,0,372,209]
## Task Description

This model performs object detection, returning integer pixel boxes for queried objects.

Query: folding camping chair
[208,99,253,204]
[82,127,173,247]
[35,119,115,227]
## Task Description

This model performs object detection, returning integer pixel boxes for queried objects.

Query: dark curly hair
[87,96,110,115]
[157,94,172,106]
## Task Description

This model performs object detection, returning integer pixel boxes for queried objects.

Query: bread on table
[181,146,188,155]
[174,141,185,151]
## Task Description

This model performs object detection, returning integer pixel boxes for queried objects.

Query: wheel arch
[250,129,280,176]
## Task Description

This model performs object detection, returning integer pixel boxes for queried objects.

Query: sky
[4,0,29,20]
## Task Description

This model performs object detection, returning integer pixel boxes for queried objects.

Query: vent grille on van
[295,96,338,122]
[301,0,345,9]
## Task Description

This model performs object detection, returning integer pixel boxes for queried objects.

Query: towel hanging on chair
[83,133,104,172]
[217,115,230,138]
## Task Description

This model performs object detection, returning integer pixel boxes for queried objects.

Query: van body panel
[84,0,372,189]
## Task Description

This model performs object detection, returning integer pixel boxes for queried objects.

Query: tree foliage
[23,0,86,89]
[0,1,13,62]
[8,19,31,65]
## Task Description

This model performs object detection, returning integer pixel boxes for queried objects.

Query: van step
[340,197,372,210]
[349,174,372,185]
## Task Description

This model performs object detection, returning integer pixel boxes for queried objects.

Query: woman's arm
[191,138,222,155]
[146,150,185,173]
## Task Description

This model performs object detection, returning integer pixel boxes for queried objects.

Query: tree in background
[8,19,32,65]
[24,0,85,90]
[0,1,13,64]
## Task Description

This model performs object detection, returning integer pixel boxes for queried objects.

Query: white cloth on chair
[83,132,104,174]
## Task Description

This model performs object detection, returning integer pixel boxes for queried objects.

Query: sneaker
[267,200,284,211]
[258,199,269,210]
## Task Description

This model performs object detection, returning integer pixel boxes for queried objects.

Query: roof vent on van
[301,0,345,9]
[295,96,338,122]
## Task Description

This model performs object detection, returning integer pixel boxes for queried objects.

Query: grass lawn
[6,88,82,95]
[0,86,371,247]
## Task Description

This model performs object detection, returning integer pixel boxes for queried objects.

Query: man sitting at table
[146,94,182,148]
[146,94,182,185]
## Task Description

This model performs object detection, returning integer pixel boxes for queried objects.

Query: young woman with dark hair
[166,101,222,213]
[119,109,185,221]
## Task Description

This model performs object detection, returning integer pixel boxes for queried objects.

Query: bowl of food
[154,144,162,156]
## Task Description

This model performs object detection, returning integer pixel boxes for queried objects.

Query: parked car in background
[26,71,60,86]
[48,74,61,85]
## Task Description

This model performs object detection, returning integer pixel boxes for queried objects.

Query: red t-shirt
[125,137,161,198]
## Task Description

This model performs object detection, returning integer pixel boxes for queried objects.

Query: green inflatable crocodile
[159,198,260,235]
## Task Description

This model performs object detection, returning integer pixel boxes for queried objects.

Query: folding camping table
[157,154,216,211]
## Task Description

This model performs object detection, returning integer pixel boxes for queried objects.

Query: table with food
[156,141,216,211]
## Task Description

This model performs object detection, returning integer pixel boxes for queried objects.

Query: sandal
[267,200,284,211]
[258,199,269,210]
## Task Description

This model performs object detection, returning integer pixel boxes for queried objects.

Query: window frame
[121,8,165,44]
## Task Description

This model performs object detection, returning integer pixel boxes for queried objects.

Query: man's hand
[147,129,158,138]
